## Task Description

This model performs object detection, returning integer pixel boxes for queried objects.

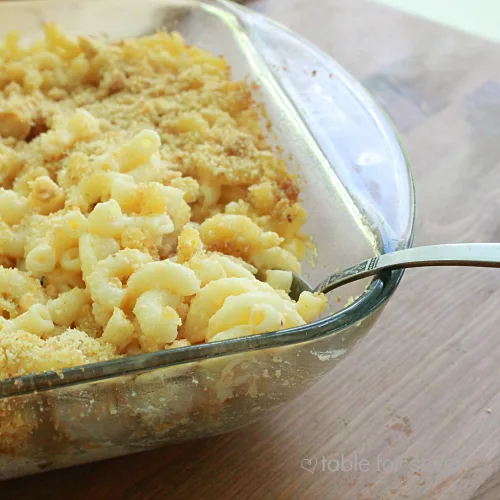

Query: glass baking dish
[0,0,415,479]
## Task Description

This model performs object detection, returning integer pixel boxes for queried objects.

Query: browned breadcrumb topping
[0,24,320,384]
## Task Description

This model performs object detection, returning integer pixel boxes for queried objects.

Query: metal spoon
[288,243,500,300]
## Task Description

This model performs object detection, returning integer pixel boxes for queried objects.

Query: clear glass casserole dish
[0,0,415,479]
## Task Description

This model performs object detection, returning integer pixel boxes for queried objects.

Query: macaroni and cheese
[0,25,327,381]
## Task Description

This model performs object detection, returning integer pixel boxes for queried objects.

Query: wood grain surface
[4,0,500,498]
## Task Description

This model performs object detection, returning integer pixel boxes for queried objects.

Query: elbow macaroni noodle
[0,25,328,380]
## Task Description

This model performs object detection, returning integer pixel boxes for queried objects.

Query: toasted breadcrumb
[0,25,324,383]
[0,329,119,380]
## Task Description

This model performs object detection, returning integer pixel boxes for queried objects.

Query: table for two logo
[301,454,457,474]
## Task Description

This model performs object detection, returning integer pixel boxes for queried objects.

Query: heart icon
[301,458,318,474]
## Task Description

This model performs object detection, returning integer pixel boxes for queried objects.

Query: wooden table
[4,0,500,498]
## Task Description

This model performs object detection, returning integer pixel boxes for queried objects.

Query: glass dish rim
[0,0,416,398]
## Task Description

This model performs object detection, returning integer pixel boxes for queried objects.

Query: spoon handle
[314,243,500,294]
